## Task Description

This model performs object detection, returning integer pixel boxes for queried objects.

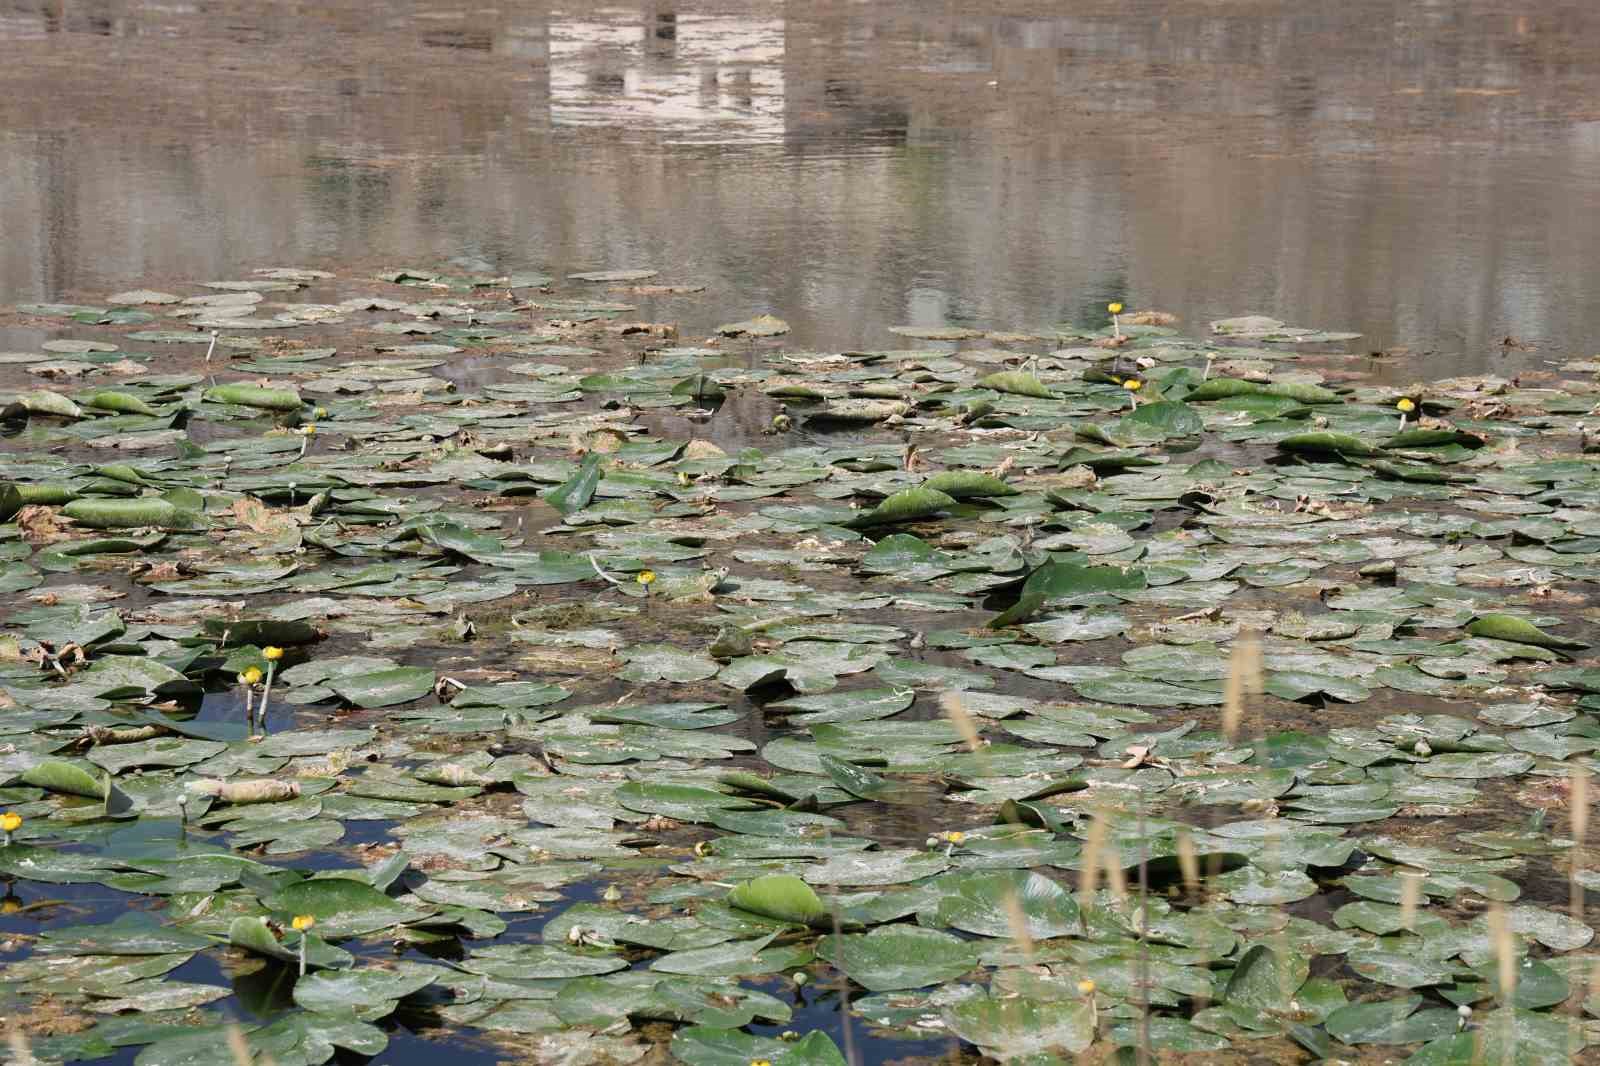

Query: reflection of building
[547,7,785,143]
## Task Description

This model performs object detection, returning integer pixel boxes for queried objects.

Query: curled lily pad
[18,758,107,798]
[62,498,203,530]
[727,874,827,926]
[846,487,958,528]
[202,383,303,410]
[978,371,1054,398]
[920,471,1018,499]
[228,916,353,970]
[1465,613,1587,650]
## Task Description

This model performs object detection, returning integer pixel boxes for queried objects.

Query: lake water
[3,0,1600,378]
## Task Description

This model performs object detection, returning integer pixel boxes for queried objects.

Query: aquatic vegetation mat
[2,272,1600,1063]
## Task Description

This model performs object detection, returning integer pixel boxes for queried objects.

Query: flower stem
[258,663,276,735]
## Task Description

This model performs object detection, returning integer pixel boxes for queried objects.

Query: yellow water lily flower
[1108,302,1124,315]
[263,646,284,661]
[0,812,21,833]
[943,830,965,844]
[1077,978,1096,995]
[292,913,316,975]
[637,570,656,587]
[1123,379,1143,392]
[239,667,263,686]
[301,424,316,436]
[1396,398,1416,413]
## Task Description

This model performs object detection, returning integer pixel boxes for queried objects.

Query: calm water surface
[3,0,1600,377]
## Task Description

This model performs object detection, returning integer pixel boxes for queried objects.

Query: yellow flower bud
[0,812,21,833]
[1124,379,1143,392]
[263,646,284,661]
[301,424,316,436]
[1396,398,1416,413]
[291,914,316,932]
[637,570,656,586]
[1108,303,1123,315]
[945,831,965,844]
[1077,978,1096,996]
[240,667,263,686]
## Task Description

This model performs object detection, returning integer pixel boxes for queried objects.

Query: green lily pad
[816,925,978,991]
[327,667,437,708]
[943,992,1095,1058]
[931,869,1080,940]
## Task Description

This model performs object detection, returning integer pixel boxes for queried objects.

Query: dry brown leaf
[639,815,681,832]
[231,496,299,536]
[607,285,706,296]
[135,562,183,582]
[15,505,68,544]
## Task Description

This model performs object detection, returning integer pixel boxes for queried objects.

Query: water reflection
[0,0,1598,372]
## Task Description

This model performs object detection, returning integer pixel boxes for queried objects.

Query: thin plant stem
[588,553,624,587]
[257,662,276,735]
[827,885,860,1066]
[1136,789,1151,1066]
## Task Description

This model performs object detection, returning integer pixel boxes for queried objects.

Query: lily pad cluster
[2,270,1599,1064]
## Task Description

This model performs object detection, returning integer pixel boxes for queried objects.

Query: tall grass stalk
[1398,868,1424,933]
[6,1026,37,1066]
[1485,904,1516,1007]
[1221,631,1262,743]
